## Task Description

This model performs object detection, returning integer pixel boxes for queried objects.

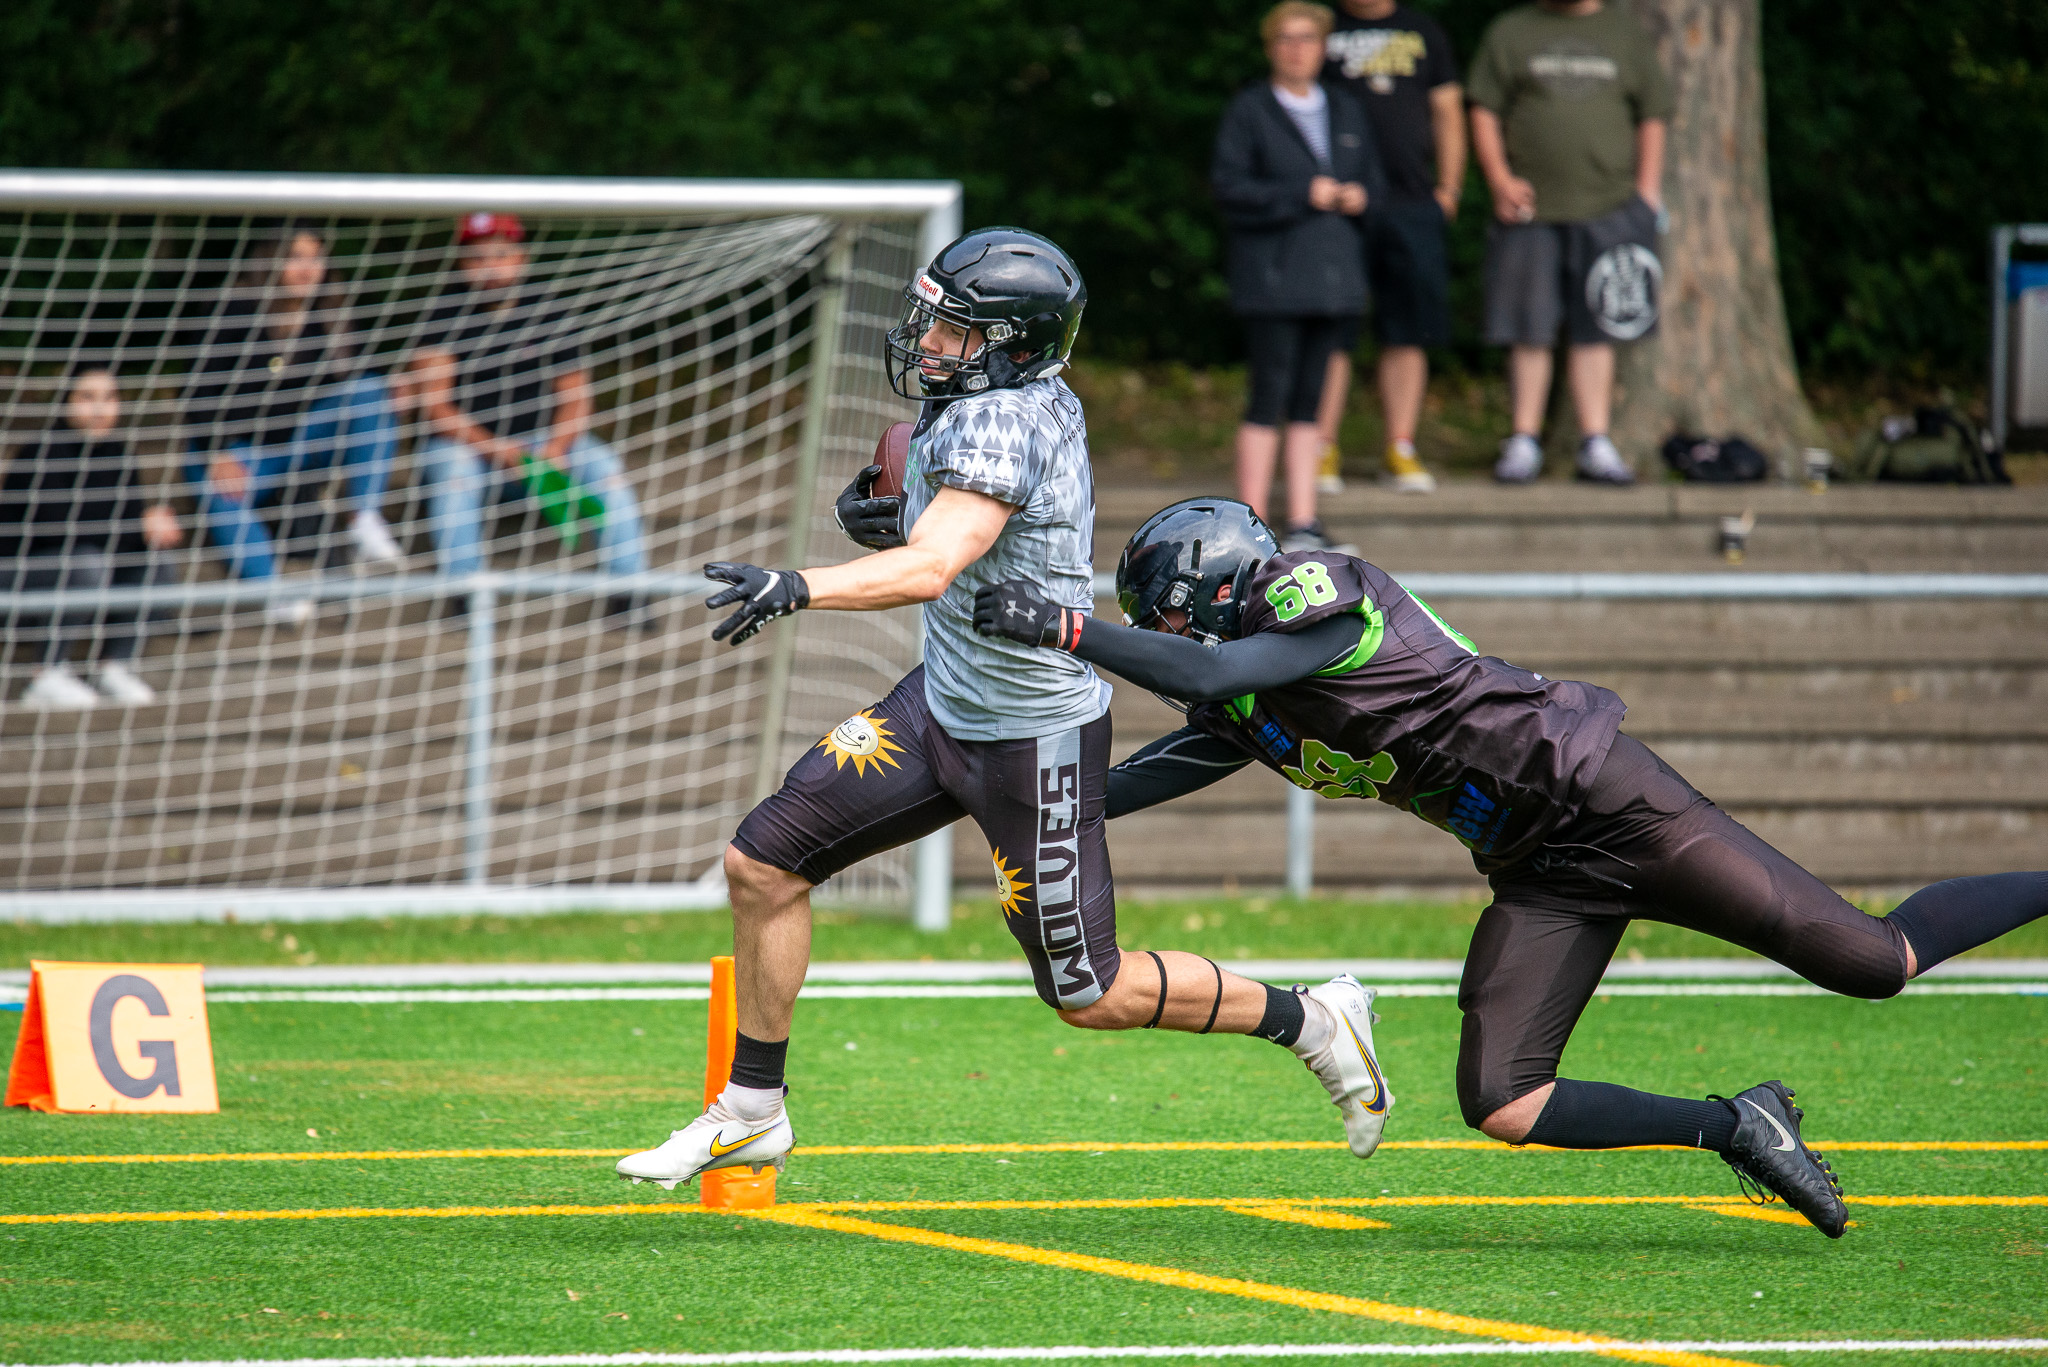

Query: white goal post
[0,170,961,925]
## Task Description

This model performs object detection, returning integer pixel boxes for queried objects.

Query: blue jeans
[417,432,648,579]
[185,372,398,582]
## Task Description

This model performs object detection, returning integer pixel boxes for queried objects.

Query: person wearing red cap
[408,213,650,624]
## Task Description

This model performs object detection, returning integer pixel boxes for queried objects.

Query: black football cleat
[1712,1079,1848,1238]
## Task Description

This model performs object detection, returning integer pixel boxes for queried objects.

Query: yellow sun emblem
[816,709,906,777]
[990,849,1032,919]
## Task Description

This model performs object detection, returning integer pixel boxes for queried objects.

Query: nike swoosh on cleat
[1743,1097,1797,1153]
[1341,1014,1388,1115]
[707,1126,777,1157]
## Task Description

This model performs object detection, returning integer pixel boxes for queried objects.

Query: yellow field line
[742,1204,1766,1367]
[5,1192,2041,1226]
[5,1138,2043,1166]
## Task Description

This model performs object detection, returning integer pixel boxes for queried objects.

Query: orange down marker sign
[697,954,776,1210]
[4,962,218,1114]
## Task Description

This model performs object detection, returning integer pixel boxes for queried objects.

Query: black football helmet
[1115,498,1279,645]
[885,227,1086,401]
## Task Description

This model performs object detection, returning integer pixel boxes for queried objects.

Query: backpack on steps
[1841,407,2010,485]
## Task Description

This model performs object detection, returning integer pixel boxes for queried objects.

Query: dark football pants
[1456,732,1912,1128]
[733,665,1121,1010]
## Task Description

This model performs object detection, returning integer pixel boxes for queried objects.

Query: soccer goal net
[0,172,958,920]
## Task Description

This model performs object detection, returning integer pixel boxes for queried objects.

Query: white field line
[4,959,2044,992]
[19,1341,2048,1367]
[146,982,2048,1005]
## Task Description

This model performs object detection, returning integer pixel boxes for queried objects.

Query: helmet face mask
[884,227,1086,402]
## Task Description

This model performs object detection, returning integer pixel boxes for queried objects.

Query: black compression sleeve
[1106,726,1252,819]
[1070,614,1364,703]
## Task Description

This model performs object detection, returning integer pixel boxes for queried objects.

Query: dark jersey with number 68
[1183,551,1626,866]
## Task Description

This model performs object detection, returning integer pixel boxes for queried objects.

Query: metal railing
[6,569,2046,923]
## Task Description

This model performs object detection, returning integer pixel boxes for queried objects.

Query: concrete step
[15,729,2046,817]
[1091,482,2048,574]
[943,790,2048,893]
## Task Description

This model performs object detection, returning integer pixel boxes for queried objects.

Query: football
[871,420,912,499]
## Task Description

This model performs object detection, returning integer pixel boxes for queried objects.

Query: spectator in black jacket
[3,365,184,710]
[1214,1,1387,552]
[183,225,402,628]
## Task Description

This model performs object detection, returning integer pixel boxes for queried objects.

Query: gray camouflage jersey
[901,376,1110,742]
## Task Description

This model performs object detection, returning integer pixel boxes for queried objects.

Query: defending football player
[975,496,2048,1238]
[616,233,1392,1192]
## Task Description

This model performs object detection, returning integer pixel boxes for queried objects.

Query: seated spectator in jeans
[409,212,649,626]
[1214,1,1386,552]
[1467,0,1670,485]
[4,365,184,709]
[184,224,402,626]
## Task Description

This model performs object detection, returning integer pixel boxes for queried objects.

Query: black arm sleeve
[1071,612,1364,703]
[1106,726,1253,820]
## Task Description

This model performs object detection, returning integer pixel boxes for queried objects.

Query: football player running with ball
[617,232,1393,1193]
[976,497,2048,1239]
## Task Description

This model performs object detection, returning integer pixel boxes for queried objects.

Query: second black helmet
[1115,498,1279,645]
[885,227,1086,401]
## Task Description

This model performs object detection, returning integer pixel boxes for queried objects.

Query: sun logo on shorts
[816,710,905,777]
[991,849,1031,918]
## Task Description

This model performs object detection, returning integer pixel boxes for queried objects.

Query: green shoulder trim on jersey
[1225,693,1256,723]
[1314,599,1385,677]
[1405,589,1478,655]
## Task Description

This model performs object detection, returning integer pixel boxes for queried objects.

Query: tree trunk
[1611,0,1821,473]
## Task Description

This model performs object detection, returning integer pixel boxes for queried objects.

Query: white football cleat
[615,1099,793,1190]
[1301,974,1394,1157]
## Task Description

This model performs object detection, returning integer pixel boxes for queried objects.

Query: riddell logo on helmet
[913,274,944,305]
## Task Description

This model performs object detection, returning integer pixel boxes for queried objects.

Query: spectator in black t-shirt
[408,213,648,623]
[183,225,403,627]
[1319,0,1465,495]
[4,365,184,709]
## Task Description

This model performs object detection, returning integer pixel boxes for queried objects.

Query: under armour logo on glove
[972,579,1081,651]
[704,562,811,646]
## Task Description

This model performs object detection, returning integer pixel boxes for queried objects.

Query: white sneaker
[20,665,99,711]
[93,662,157,706]
[1575,434,1635,485]
[1494,434,1543,484]
[264,597,314,628]
[349,509,404,564]
[1298,974,1394,1157]
[616,1098,794,1190]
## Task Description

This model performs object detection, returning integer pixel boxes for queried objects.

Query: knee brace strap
[1198,957,1223,1035]
[1142,950,1169,1029]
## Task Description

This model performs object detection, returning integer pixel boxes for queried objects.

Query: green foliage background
[3,1,2045,376]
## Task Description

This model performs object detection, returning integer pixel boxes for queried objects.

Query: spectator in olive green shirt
[1467,0,1671,485]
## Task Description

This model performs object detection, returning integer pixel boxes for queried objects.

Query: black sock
[1885,872,2048,973]
[728,1031,788,1090]
[1252,983,1307,1047]
[1523,1079,1739,1153]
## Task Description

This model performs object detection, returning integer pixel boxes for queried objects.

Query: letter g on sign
[89,974,183,1099]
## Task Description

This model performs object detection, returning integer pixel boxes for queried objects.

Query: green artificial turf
[8,893,2045,969]
[3,991,2045,1363]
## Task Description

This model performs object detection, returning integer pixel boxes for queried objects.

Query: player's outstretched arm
[1107,727,1253,818]
[975,579,1363,702]
[704,487,1013,646]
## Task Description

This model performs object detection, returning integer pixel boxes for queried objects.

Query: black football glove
[833,464,904,550]
[973,579,1085,651]
[704,562,810,646]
